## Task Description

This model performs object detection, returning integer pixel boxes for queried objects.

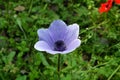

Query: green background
[0,0,120,80]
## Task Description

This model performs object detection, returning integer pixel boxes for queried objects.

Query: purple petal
[48,20,67,41]
[62,39,81,54]
[47,39,81,54]
[37,29,54,48]
[34,41,62,54]
[34,39,81,55]
[45,50,62,54]
[34,41,51,51]
[65,24,79,45]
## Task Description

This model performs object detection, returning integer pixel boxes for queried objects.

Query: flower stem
[28,0,33,15]
[107,65,120,80]
[58,54,61,80]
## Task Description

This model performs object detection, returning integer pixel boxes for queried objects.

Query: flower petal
[62,39,81,54]
[115,0,120,4]
[48,20,67,41]
[34,41,63,54]
[65,24,79,45]
[34,41,51,51]
[45,50,61,54]
[37,29,54,48]
[50,39,81,54]
[98,0,113,14]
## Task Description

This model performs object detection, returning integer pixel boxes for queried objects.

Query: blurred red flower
[99,0,113,14]
[114,0,120,4]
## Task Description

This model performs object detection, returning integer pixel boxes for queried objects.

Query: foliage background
[0,0,120,80]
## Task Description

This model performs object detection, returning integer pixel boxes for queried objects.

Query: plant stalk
[58,54,61,80]
[107,65,120,80]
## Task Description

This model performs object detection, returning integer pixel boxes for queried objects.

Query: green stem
[70,54,73,79]
[107,65,120,80]
[58,54,61,80]
[28,0,33,15]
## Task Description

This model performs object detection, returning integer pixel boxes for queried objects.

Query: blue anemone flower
[34,20,81,54]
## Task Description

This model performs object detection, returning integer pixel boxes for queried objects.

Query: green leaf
[16,75,27,80]
[39,52,49,66]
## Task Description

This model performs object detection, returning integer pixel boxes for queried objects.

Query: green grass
[0,0,120,80]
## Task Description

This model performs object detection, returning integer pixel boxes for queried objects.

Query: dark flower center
[54,40,66,51]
